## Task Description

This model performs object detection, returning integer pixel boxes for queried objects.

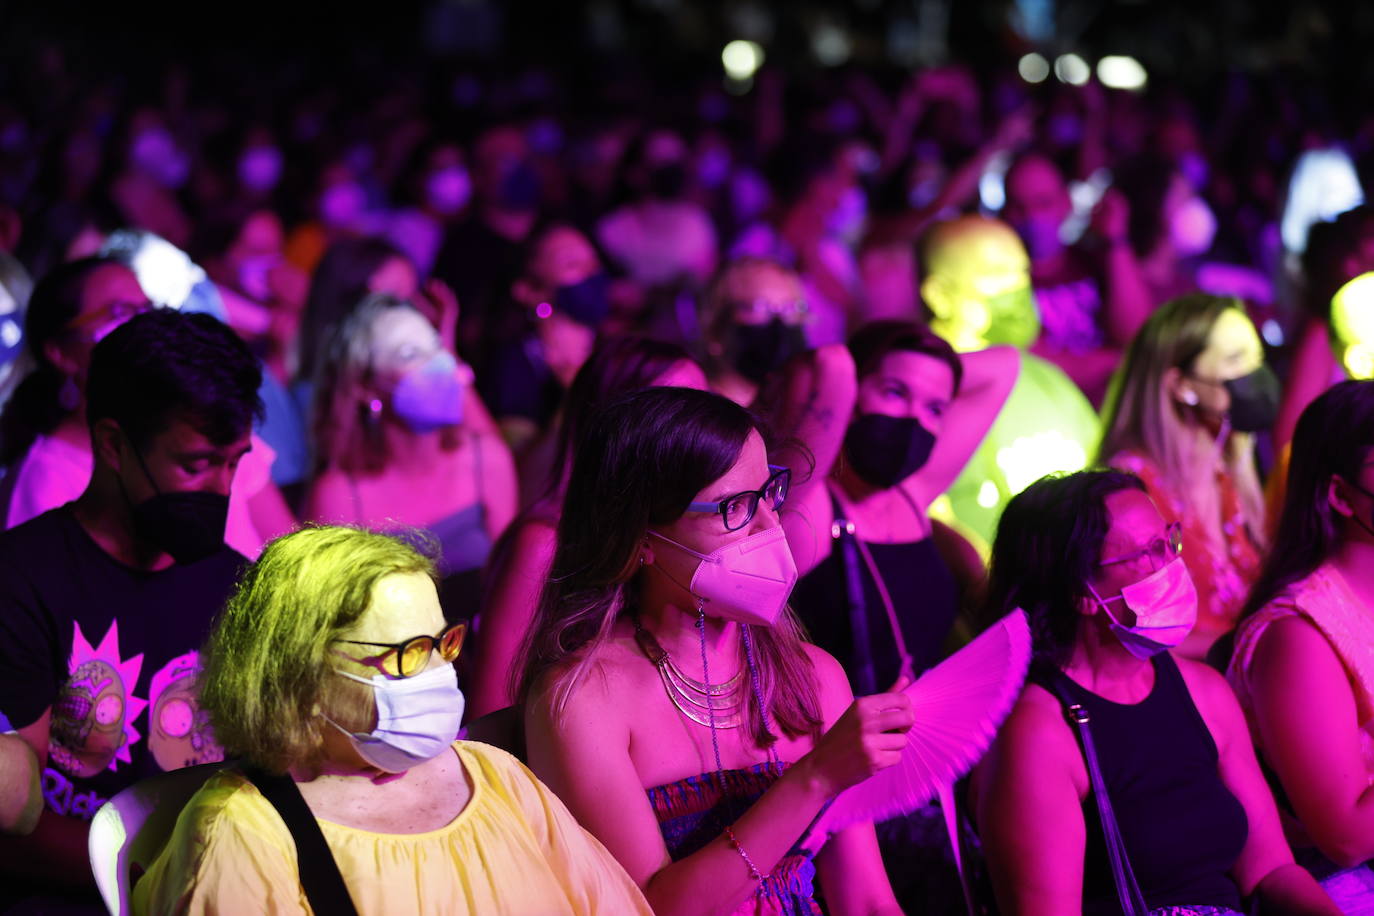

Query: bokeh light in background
[1017,52,1050,83]
[1053,53,1090,86]
[721,40,764,81]
[1096,55,1148,90]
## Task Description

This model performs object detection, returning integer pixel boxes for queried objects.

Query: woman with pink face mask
[520,386,912,916]
[305,293,516,624]
[970,469,1337,916]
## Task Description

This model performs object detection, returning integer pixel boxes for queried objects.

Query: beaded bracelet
[722,825,767,882]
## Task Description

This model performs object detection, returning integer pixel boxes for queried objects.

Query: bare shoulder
[1174,655,1240,710]
[304,468,355,522]
[996,682,1082,774]
[1173,655,1247,746]
[527,636,651,730]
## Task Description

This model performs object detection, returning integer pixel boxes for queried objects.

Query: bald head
[920,216,1037,351]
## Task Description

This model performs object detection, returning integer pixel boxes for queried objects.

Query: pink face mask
[1089,557,1198,660]
[649,525,798,627]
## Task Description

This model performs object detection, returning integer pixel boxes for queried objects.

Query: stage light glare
[1096,55,1147,90]
[722,40,764,81]
[1017,52,1050,83]
[1054,53,1090,86]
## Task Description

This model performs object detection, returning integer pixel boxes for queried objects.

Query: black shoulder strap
[1044,674,1149,916]
[829,487,877,696]
[239,764,360,916]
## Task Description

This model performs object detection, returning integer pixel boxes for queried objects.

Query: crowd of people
[0,36,1372,916]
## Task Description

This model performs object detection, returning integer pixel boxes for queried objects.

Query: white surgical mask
[327,664,464,773]
[1089,558,1198,660]
[649,525,798,627]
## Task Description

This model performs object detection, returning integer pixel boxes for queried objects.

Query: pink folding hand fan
[806,609,1031,844]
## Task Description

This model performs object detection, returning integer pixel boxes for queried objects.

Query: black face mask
[843,414,936,489]
[124,447,228,565]
[553,273,611,327]
[726,319,808,384]
[1223,364,1280,433]
[497,160,541,212]
[648,162,688,199]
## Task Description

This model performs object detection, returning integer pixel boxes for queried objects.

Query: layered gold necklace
[634,620,748,729]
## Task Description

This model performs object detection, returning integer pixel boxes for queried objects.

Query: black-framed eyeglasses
[334,621,468,679]
[1099,521,1183,569]
[687,465,790,532]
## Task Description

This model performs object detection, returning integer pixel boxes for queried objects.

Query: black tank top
[791,493,959,694]
[1033,654,1248,914]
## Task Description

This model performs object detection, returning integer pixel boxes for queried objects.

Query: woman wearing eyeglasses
[1099,294,1277,659]
[1227,381,1374,910]
[970,469,1337,916]
[520,386,912,916]
[132,525,653,915]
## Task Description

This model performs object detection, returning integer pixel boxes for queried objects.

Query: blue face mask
[553,274,611,327]
[392,352,465,433]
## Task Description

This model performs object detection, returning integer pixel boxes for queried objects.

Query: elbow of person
[811,343,857,382]
[4,801,41,837]
[1315,831,1374,871]
[1322,843,1373,872]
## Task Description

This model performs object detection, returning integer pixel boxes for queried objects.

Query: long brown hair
[515,386,823,745]
[1098,293,1266,552]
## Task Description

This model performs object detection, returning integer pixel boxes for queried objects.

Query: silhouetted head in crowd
[920,216,1038,352]
[0,257,151,466]
[544,336,705,500]
[1241,380,1374,626]
[701,257,810,398]
[1002,152,1073,266]
[510,222,604,385]
[297,238,417,382]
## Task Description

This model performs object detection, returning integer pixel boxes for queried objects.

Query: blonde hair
[199,525,437,774]
[1098,294,1266,552]
[310,293,461,474]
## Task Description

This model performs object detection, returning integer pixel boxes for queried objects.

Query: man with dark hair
[0,309,262,908]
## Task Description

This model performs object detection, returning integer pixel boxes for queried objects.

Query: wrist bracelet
[722,825,766,882]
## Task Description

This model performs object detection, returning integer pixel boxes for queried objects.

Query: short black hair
[86,309,263,450]
[981,469,1147,669]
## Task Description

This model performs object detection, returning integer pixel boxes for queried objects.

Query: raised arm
[909,345,1020,506]
[1094,189,1155,346]
[525,653,912,916]
[771,344,856,577]
[1179,658,1341,914]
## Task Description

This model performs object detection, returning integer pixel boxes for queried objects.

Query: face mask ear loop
[1212,413,1232,456]
[739,623,778,753]
[695,602,731,809]
[1085,580,1128,628]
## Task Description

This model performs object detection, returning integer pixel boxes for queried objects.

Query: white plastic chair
[88,762,224,915]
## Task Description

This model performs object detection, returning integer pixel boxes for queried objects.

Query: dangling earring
[365,397,383,428]
[58,376,81,412]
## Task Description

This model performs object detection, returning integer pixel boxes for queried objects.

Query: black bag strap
[1045,676,1149,916]
[831,498,879,697]
[239,764,360,916]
